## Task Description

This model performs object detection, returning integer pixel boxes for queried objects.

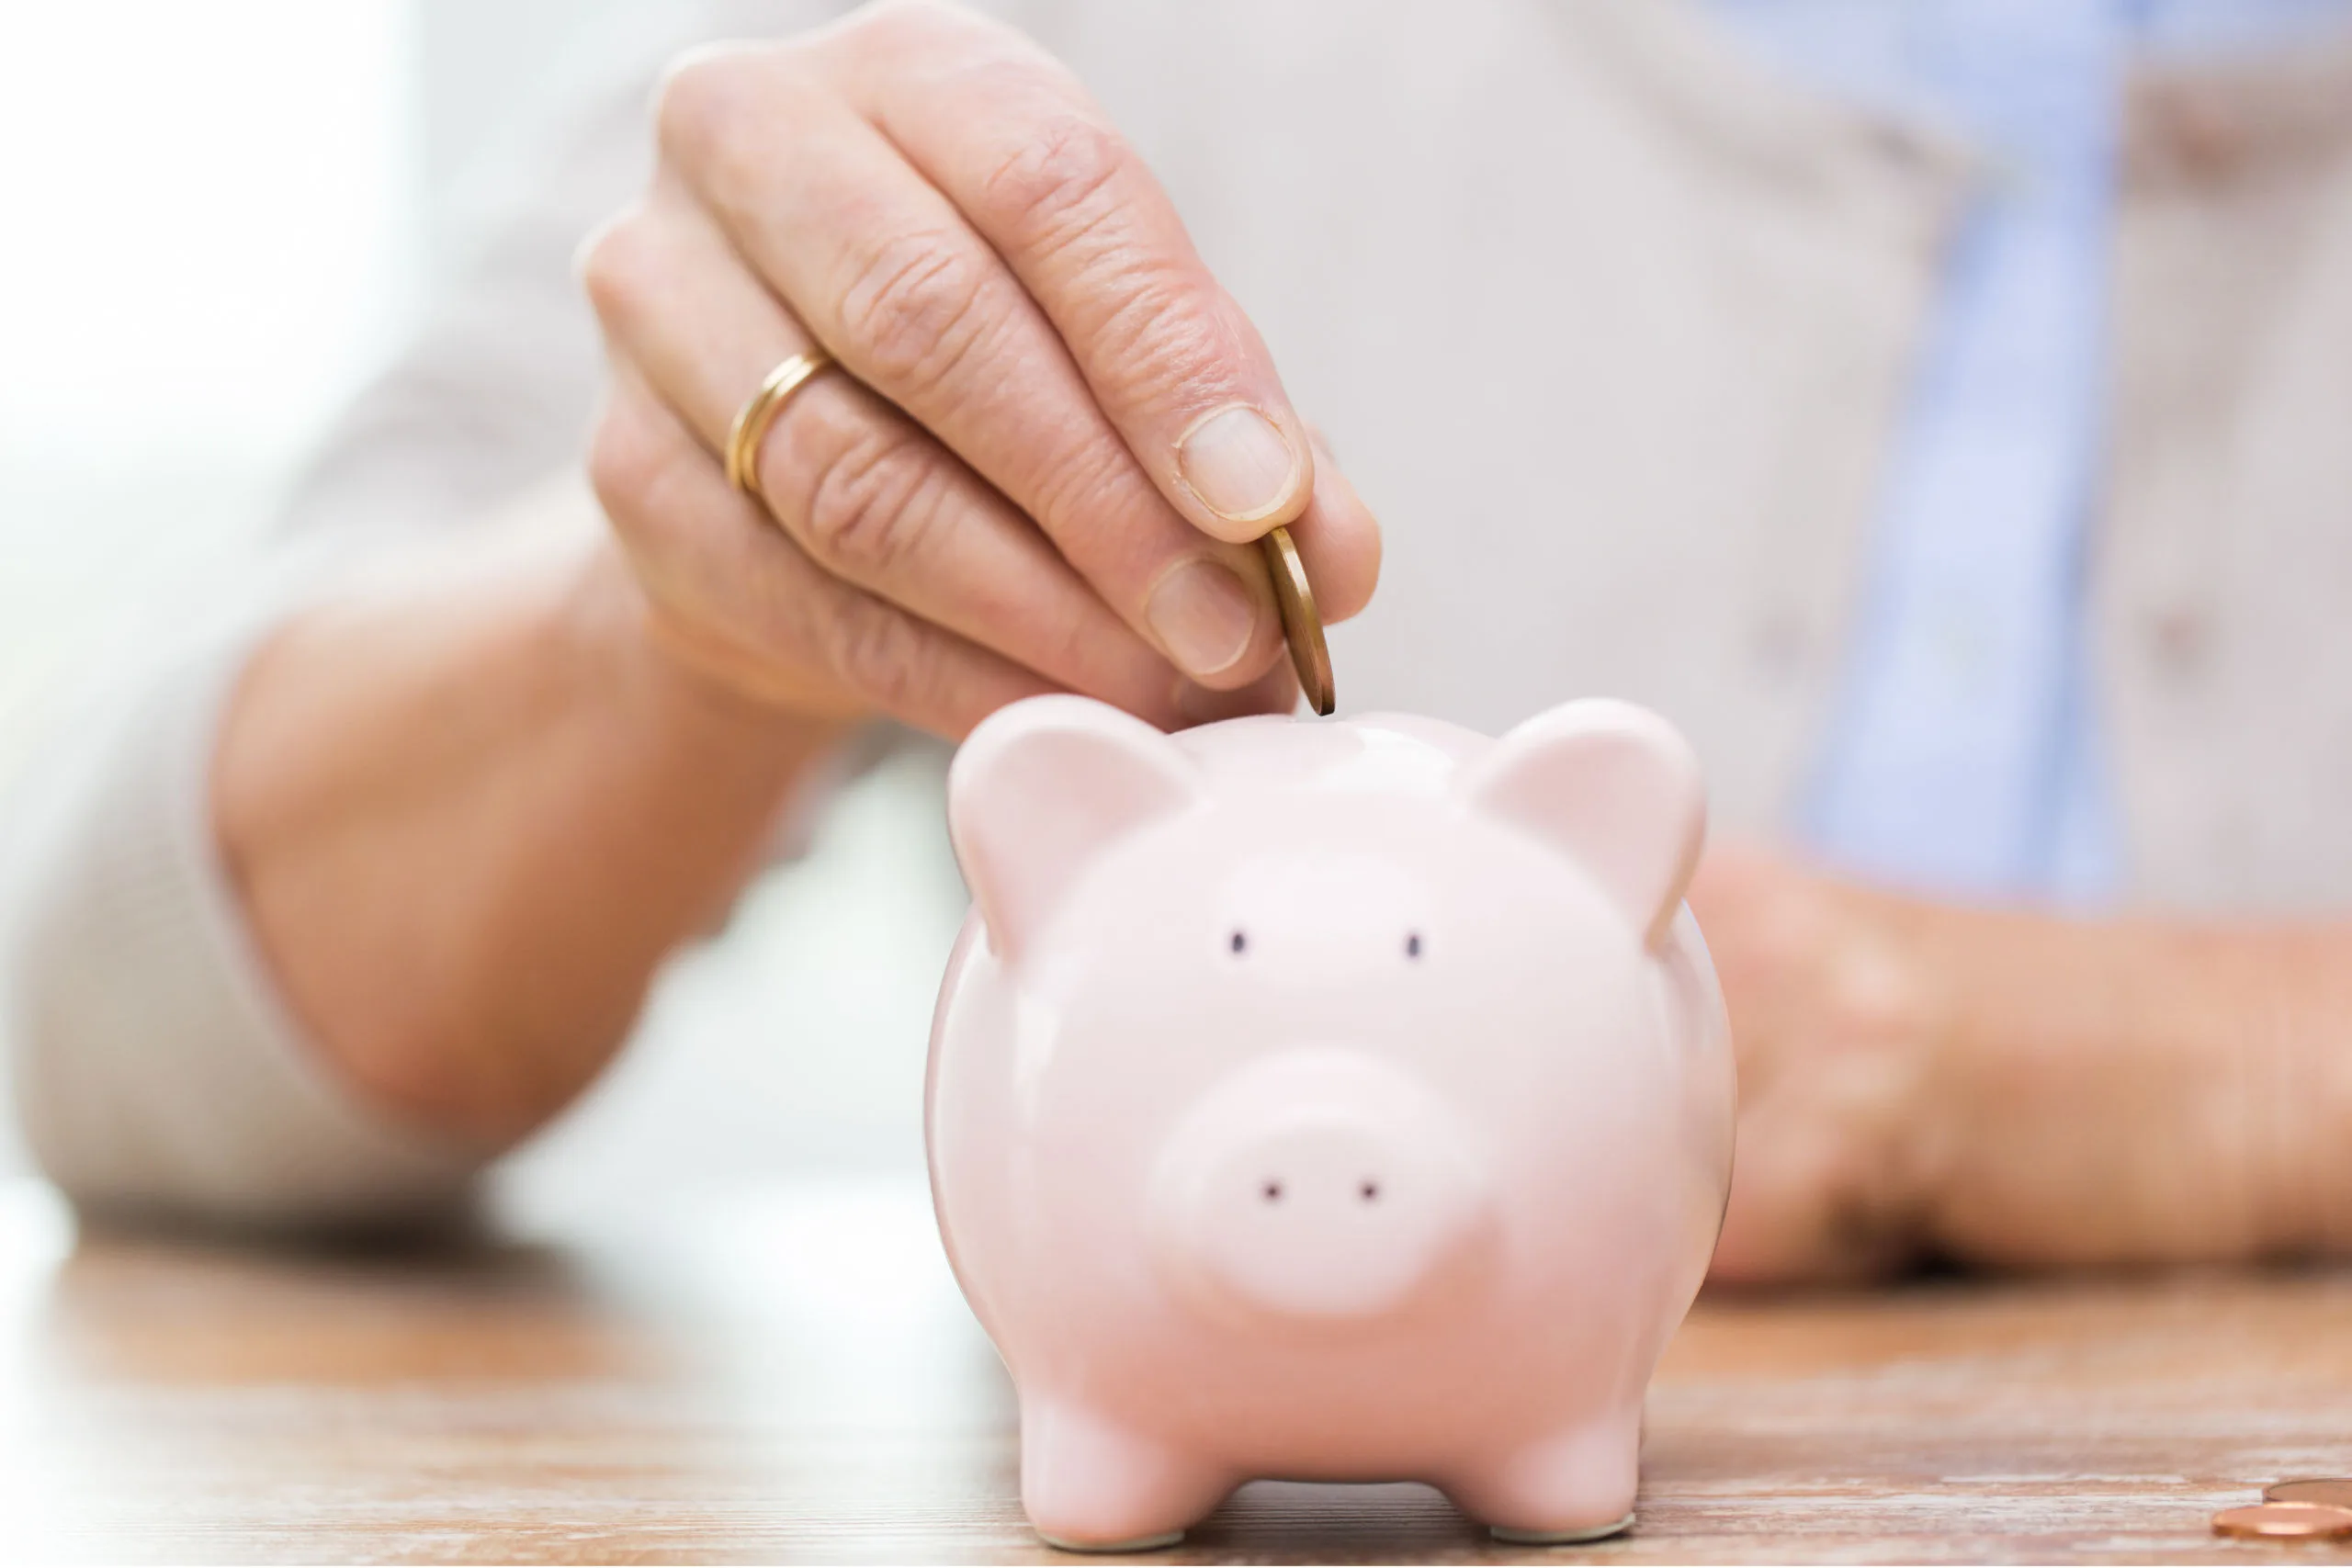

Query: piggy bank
[925,695,1735,1550]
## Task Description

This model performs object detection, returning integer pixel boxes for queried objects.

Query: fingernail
[1178,405,1302,524]
[1147,558,1258,679]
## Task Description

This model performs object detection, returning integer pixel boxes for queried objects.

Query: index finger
[824,5,1318,546]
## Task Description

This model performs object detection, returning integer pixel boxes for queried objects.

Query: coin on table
[2212,1502,2352,1540]
[2268,1480,2352,1510]
[1260,524,1334,717]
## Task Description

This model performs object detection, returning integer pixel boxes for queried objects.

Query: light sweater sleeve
[0,2,849,1229]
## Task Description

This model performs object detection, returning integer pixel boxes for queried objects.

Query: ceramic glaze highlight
[925,695,1735,1550]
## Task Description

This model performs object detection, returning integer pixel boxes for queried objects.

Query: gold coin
[2269,1480,2352,1510]
[1261,524,1334,716]
[2212,1502,2352,1540]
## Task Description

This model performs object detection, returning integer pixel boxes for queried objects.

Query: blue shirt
[1702,0,2352,905]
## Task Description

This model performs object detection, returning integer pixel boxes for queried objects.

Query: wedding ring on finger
[725,347,837,506]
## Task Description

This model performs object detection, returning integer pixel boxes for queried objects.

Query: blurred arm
[0,5,848,1227]
[2,491,842,1226]
[214,494,848,1153]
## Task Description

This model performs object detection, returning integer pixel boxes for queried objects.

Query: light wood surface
[6,1175,2351,1564]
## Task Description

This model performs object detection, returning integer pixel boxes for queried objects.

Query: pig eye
[1404,931,1423,960]
[1229,930,1249,955]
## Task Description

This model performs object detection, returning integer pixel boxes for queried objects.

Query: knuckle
[842,0,960,40]
[653,42,800,172]
[792,422,947,581]
[978,110,1132,254]
[967,111,1248,414]
[1025,435,1144,538]
[576,210,664,330]
[836,0,1009,61]
[1086,275,1236,406]
[585,401,673,530]
[653,46,747,162]
[836,232,1011,404]
[825,596,933,716]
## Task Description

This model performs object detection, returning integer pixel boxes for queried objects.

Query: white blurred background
[0,0,963,1201]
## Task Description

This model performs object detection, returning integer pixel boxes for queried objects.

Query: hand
[578,0,1381,738]
[1692,843,1944,1284]
[1693,844,2343,1284]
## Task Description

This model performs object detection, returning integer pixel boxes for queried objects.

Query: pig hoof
[1449,1411,1641,1544]
[1490,1510,1635,1544]
[1020,1398,1227,1553]
[1036,1529,1185,1553]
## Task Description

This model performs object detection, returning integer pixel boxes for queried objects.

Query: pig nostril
[1360,1180,1381,1202]
[1261,1179,1283,1202]
[1230,930,1248,955]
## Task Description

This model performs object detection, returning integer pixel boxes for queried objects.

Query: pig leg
[1020,1397,1233,1551]
[1446,1405,1642,1543]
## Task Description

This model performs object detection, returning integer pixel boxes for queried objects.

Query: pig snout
[1148,1051,1498,1327]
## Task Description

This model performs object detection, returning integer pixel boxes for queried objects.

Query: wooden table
[6,1173,2352,1564]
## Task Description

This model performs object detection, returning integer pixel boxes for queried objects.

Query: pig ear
[1458,699,1706,950]
[947,694,1205,959]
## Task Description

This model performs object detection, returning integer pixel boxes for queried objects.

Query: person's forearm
[213,528,847,1152]
[1908,905,2352,1269]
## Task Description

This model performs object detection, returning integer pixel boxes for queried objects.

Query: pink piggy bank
[926,694,1735,1550]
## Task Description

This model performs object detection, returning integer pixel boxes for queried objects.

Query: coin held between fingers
[1261,524,1334,716]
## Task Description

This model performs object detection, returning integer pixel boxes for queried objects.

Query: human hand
[1693,843,2344,1284]
[579,0,1380,737]
[1692,843,1944,1284]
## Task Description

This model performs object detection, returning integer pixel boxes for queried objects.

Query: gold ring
[725,347,836,504]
